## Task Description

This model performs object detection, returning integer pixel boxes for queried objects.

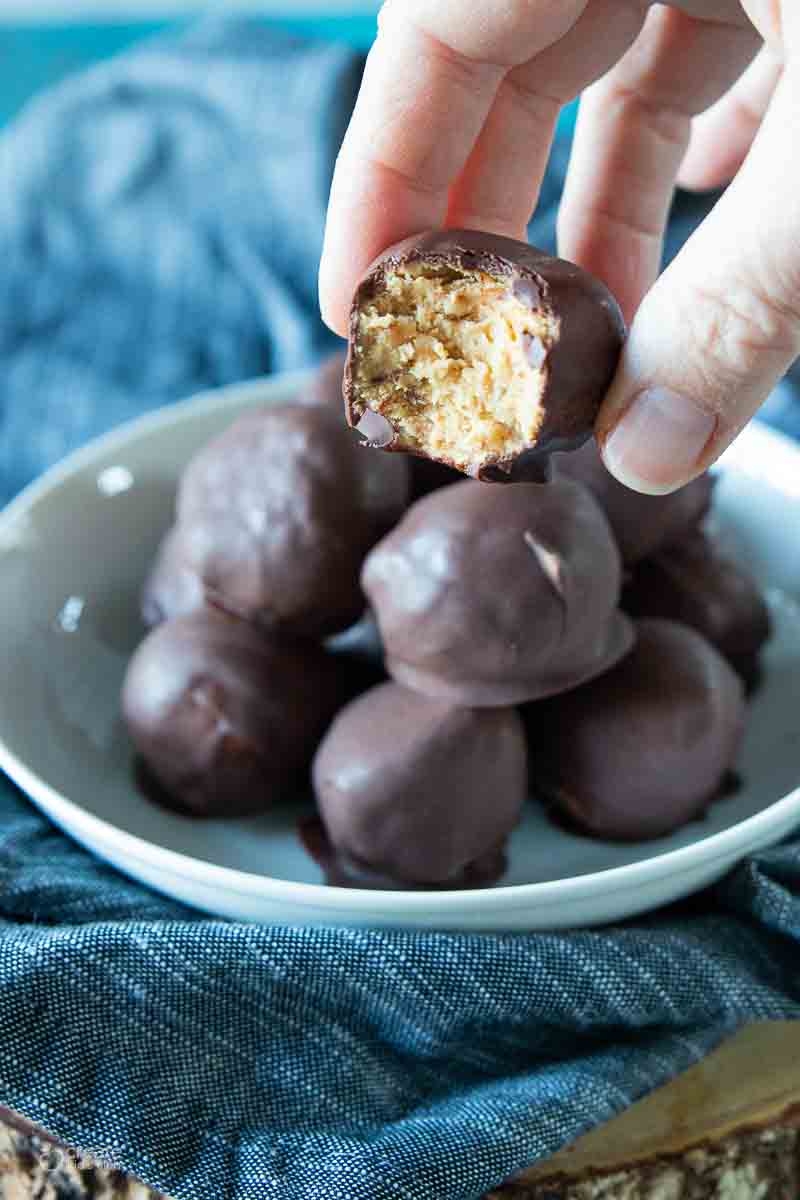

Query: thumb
[597,64,800,494]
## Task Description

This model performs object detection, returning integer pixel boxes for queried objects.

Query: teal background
[0,15,578,131]
[0,17,374,126]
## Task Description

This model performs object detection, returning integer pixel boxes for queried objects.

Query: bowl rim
[1,370,798,915]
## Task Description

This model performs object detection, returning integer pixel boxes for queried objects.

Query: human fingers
[318,0,589,335]
[446,0,646,233]
[597,64,800,493]
[557,6,759,322]
[678,46,782,190]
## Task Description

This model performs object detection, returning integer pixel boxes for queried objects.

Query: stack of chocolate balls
[124,382,409,818]
[123,230,770,890]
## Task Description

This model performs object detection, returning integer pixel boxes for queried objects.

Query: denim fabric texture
[0,19,799,1200]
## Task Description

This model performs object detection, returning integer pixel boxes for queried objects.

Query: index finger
[318,0,587,335]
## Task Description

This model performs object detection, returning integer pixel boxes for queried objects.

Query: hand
[319,1,799,494]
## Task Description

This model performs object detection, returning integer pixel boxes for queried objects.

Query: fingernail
[602,387,717,494]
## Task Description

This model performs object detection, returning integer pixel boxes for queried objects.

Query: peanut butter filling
[352,262,557,472]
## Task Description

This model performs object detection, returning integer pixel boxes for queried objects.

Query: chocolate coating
[175,404,410,638]
[299,816,508,891]
[312,681,527,886]
[552,438,714,564]
[363,478,633,707]
[141,526,204,628]
[345,229,626,480]
[524,619,746,841]
[122,609,349,817]
[408,457,467,503]
[621,530,771,692]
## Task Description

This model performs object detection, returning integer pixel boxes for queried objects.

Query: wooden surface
[513,1021,800,1184]
[0,1107,162,1198]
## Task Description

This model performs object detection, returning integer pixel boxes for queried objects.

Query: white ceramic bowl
[1,370,799,931]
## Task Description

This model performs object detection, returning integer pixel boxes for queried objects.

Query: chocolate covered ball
[407,457,466,503]
[312,681,527,887]
[175,404,410,638]
[621,530,771,692]
[524,619,746,841]
[551,438,713,564]
[299,817,510,891]
[345,229,625,480]
[298,349,347,410]
[122,609,349,817]
[141,527,204,628]
[362,478,633,707]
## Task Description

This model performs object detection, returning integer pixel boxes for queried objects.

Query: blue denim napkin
[0,20,799,1200]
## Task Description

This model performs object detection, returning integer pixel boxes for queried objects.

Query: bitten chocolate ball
[312,681,527,887]
[621,530,771,692]
[524,619,746,842]
[551,438,713,564]
[122,609,349,817]
[301,351,465,503]
[175,404,410,638]
[141,527,204,628]
[345,229,625,481]
[362,478,633,707]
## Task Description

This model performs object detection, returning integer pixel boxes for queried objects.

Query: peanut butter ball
[362,478,633,707]
[524,620,746,841]
[621,530,771,692]
[123,609,349,817]
[312,681,527,887]
[551,439,713,565]
[175,404,409,637]
[345,229,625,481]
